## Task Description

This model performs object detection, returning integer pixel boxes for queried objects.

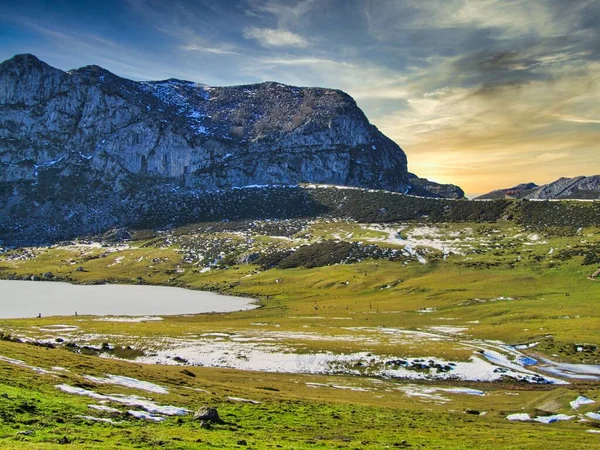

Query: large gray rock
[0,54,463,243]
[193,406,220,422]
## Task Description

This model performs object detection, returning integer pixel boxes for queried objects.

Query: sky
[1,0,598,197]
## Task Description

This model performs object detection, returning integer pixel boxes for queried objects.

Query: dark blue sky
[1,0,598,195]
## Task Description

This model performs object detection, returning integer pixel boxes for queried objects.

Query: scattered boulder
[194,406,220,422]
[180,369,196,378]
[199,421,212,429]
[173,356,189,364]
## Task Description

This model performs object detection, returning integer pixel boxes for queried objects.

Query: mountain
[476,176,600,200]
[526,176,600,200]
[0,54,463,242]
[475,183,539,200]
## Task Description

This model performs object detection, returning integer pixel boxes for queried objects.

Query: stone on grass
[194,406,220,422]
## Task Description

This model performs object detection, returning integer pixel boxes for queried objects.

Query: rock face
[477,177,600,200]
[0,54,463,242]
[526,176,600,200]
[407,173,464,199]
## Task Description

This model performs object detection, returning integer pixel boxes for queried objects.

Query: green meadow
[0,219,599,448]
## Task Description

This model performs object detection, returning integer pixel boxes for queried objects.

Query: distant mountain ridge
[475,182,539,200]
[476,176,600,200]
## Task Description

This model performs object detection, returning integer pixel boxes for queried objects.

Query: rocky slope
[476,176,600,200]
[526,176,600,200]
[0,54,463,243]
[475,183,539,200]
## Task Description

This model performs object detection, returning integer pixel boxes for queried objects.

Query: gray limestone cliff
[0,54,463,242]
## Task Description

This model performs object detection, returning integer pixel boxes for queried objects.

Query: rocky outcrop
[475,183,538,200]
[477,177,600,200]
[526,176,600,200]
[407,173,464,199]
[0,54,463,243]
[193,406,220,422]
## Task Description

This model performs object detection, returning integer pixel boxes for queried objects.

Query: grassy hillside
[2,185,599,245]
[1,215,599,448]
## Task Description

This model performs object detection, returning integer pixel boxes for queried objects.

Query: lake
[0,280,257,318]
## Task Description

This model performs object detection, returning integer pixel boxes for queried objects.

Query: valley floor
[0,220,599,448]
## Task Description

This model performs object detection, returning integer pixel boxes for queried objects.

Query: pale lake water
[0,280,257,318]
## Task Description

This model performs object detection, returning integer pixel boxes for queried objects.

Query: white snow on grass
[128,333,562,384]
[37,325,79,332]
[538,359,600,380]
[470,346,565,384]
[428,326,468,334]
[395,385,485,401]
[306,382,370,392]
[442,387,485,396]
[94,316,164,322]
[404,245,427,264]
[586,412,600,421]
[83,374,169,394]
[88,404,121,414]
[77,415,122,424]
[571,396,595,409]
[55,385,188,416]
[107,256,125,267]
[0,355,59,375]
[506,413,531,421]
[361,224,468,258]
[507,413,575,423]
[227,396,261,404]
[395,386,449,403]
[331,385,370,392]
[128,410,166,422]
[533,414,575,424]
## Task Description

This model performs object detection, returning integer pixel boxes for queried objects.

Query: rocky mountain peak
[0,54,463,242]
[2,53,44,68]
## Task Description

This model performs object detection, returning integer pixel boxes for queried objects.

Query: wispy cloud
[179,44,240,55]
[556,114,600,125]
[0,0,597,195]
[243,27,308,47]
[245,0,319,28]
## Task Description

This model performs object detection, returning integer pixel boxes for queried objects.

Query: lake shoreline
[0,279,260,319]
